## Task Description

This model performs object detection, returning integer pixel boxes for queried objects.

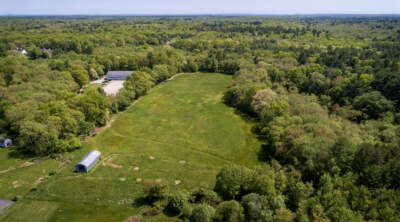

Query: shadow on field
[221,95,270,164]
[7,148,37,160]
[132,197,181,218]
[132,196,151,208]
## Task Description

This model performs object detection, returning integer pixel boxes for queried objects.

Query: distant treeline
[1,16,400,221]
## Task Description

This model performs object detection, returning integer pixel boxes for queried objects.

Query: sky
[0,0,399,15]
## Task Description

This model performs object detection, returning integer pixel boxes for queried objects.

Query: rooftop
[105,71,134,80]
[77,150,101,167]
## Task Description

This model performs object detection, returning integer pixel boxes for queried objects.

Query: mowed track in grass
[1,73,262,221]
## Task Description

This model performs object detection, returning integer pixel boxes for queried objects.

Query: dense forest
[1,15,400,221]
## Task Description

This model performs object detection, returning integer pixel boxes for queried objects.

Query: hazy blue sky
[1,0,399,15]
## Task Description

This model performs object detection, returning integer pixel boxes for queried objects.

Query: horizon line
[1,13,400,17]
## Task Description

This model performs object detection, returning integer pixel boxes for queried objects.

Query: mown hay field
[0,73,262,221]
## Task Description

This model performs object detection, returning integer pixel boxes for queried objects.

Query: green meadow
[0,73,262,221]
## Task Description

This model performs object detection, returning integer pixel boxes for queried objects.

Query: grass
[0,73,262,221]
[0,150,59,199]
[0,200,58,222]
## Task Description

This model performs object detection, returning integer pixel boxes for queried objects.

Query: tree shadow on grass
[132,197,181,218]
[132,196,152,208]
[233,109,259,123]
[7,148,38,160]
[220,95,274,164]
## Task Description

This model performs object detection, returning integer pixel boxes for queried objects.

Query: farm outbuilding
[0,137,12,148]
[75,150,101,173]
[105,71,134,80]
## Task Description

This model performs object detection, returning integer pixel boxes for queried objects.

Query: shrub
[191,204,215,222]
[241,193,270,221]
[167,190,190,214]
[215,165,276,201]
[153,64,171,82]
[143,180,169,201]
[153,198,168,210]
[115,88,134,111]
[274,208,295,222]
[214,165,246,200]
[215,200,244,222]
[182,203,194,219]
[191,187,220,206]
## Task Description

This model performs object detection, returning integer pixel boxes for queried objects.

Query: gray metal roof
[77,150,101,168]
[106,71,134,80]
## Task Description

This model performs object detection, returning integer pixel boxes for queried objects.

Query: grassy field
[0,73,262,221]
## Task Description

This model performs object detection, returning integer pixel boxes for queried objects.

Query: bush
[214,165,276,201]
[71,69,89,87]
[125,71,154,98]
[241,193,270,221]
[153,198,168,211]
[191,204,215,222]
[153,64,171,82]
[214,165,246,200]
[115,88,134,111]
[214,200,244,222]
[191,188,220,206]
[274,208,295,222]
[182,204,194,219]
[143,180,169,201]
[167,190,190,214]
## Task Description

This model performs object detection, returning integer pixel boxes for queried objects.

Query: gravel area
[103,80,125,95]
[90,78,125,95]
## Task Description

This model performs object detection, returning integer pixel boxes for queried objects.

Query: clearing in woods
[0,73,262,221]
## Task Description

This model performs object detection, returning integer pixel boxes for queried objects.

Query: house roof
[106,71,134,80]
[77,150,101,167]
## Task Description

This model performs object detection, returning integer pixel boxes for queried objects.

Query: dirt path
[56,159,72,173]
[90,115,118,137]
[102,154,123,168]
[33,177,44,185]
[0,166,16,174]
[0,161,37,174]
[165,72,185,81]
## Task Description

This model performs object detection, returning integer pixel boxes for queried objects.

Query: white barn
[75,150,101,173]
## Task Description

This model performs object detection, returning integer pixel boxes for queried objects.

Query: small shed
[76,150,101,173]
[0,137,12,148]
[105,71,134,80]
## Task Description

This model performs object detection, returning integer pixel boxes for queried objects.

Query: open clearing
[89,78,126,95]
[0,73,261,221]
